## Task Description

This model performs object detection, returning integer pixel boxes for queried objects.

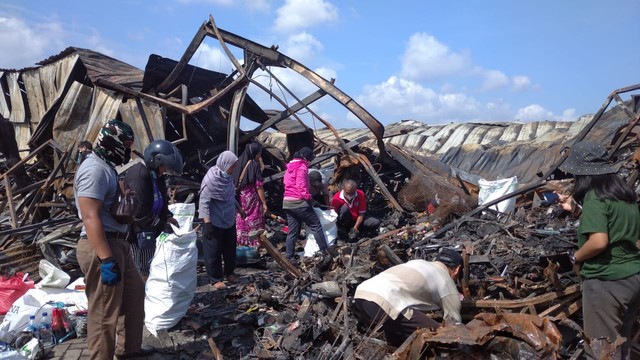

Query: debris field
[1,14,640,360]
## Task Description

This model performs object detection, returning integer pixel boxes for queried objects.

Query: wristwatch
[569,254,578,264]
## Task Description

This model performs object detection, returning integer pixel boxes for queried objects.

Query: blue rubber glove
[99,256,121,286]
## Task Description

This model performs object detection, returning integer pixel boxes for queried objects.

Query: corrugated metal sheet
[0,71,9,119]
[37,55,79,110]
[14,123,32,152]
[52,81,93,150]
[76,48,143,90]
[7,72,25,123]
[261,107,635,186]
[38,48,143,91]
[83,88,123,147]
[119,98,164,152]
[21,69,47,125]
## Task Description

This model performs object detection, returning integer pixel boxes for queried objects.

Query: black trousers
[354,298,440,347]
[285,203,328,258]
[336,204,381,233]
[202,224,236,282]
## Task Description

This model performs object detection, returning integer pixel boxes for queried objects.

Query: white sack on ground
[144,203,197,336]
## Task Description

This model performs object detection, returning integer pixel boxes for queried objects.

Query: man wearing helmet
[74,120,154,359]
[124,139,183,281]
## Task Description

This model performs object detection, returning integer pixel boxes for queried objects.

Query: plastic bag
[167,203,196,236]
[144,203,197,336]
[478,176,518,214]
[0,274,35,315]
[0,290,53,343]
[303,208,338,257]
[36,260,70,289]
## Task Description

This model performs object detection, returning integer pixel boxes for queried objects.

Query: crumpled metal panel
[52,81,93,150]
[498,123,522,142]
[394,312,562,359]
[436,125,474,155]
[82,88,123,149]
[7,72,25,123]
[470,313,562,354]
[21,69,47,125]
[0,72,9,119]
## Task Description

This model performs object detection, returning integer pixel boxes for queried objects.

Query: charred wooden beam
[3,178,16,229]
[254,230,302,279]
[462,284,579,310]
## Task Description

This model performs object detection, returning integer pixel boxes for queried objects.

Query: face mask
[220,171,231,178]
[123,148,131,164]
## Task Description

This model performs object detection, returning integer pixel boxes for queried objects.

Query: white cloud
[355,76,578,124]
[192,43,234,73]
[274,0,339,34]
[0,16,65,68]
[281,32,323,63]
[558,108,577,121]
[515,104,553,121]
[357,76,490,123]
[482,70,510,91]
[399,32,471,81]
[512,75,532,91]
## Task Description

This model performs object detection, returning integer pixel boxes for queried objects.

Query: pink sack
[0,273,35,315]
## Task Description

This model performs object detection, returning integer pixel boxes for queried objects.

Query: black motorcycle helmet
[143,140,183,174]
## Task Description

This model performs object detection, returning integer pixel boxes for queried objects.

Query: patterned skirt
[236,183,265,247]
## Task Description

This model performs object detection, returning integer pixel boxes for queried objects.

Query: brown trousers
[77,237,145,360]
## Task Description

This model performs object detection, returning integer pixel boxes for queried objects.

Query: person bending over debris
[558,140,640,360]
[233,142,268,247]
[282,147,328,261]
[199,151,245,289]
[125,140,183,282]
[308,168,330,207]
[74,120,154,359]
[330,179,380,241]
[353,248,463,347]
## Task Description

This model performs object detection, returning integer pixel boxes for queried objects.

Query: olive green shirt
[578,190,640,280]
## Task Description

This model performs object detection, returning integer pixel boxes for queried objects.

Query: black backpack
[110,175,138,224]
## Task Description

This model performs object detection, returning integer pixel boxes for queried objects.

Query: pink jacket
[283,159,311,201]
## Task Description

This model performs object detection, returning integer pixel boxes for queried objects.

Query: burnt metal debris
[1,14,640,359]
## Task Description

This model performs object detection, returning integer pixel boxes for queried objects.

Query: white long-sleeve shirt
[354,259,461,323]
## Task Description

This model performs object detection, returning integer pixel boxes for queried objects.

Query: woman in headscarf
[558,141,640,359]
[282,147,328,261]
[233,143,267,247]
[199,151,245,289]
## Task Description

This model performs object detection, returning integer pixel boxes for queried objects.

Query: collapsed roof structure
[1,14,640,359]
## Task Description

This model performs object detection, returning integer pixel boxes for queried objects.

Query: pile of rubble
[1,13,640,360]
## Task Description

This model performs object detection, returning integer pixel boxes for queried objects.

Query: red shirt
[331,189,366,220]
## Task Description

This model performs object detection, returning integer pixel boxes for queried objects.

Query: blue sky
[1,0,638,127]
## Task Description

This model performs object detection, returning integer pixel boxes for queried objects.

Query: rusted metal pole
[202,21,387,155]
[156,22,208,93]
